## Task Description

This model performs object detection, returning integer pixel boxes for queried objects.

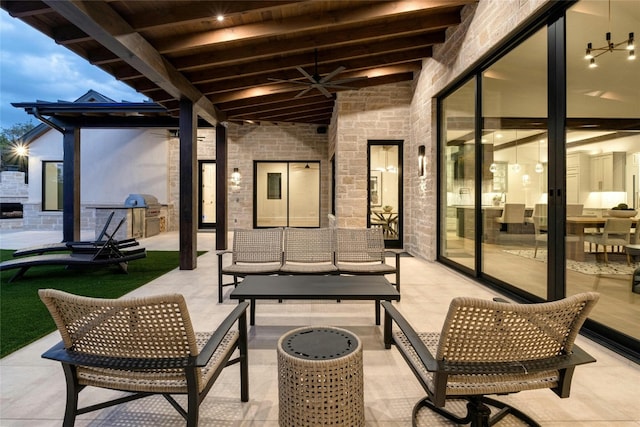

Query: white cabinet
[566,153,590,204]
[590,152,626,192]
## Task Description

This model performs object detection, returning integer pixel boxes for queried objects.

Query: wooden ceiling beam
[200,62,421,99]
[252,106,335,121]
[155,1,468,54]
[171,24,449,71]
[187,47,429,85]
[42,0,224,125]
[1,0,52,18]
[119,1,305,32]
[226,98,334,117]
[214,72,414,108]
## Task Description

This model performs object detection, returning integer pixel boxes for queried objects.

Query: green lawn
[0,249,192,358]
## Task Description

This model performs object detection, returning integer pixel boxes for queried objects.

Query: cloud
[0,10,145,129]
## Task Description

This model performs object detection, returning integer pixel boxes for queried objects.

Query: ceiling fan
[269,49,367,98]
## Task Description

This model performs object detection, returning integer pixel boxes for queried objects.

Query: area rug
[504,249,637,275]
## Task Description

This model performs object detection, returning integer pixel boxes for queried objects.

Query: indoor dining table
[565,216,638,261]
[371,210,398,237]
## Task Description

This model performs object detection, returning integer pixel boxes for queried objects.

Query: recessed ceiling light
[216,14,224,22]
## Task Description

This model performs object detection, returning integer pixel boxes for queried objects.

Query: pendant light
[584,0,635,68]
[512,131,521,173]
[535,139,544,173]
[489,132,497,173]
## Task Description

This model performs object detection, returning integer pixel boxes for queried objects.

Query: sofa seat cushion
[336,262,396,274]
[280,262,338,274]
[223,262,282,275]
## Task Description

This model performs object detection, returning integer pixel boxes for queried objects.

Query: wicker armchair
[39,289,249,427]
[382,292,599,427]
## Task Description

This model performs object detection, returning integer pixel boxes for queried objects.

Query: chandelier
[584,1,635,68]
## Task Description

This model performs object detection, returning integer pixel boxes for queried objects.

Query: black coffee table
[229,275,400,347]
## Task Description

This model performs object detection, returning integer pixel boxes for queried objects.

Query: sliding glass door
[481,27,548,298]
[437,0,640,358]
[254,161,320,228]
[439,80,476,271]
[565,1,639,342]
[198,160,216,229]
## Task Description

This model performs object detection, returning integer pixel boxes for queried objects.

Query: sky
[0,10,146,130]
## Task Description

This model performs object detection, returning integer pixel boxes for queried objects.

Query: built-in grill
[124,194,161,237]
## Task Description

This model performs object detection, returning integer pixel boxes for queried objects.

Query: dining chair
[626,223,640,265]
[495,203,526,232]
[566,204,584,216]
[585,218,632,264]
[532,216,547,258]
[532,216,579,258]
[525,203,547,225]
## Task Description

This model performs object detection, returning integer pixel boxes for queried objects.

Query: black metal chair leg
[61,363,80,427]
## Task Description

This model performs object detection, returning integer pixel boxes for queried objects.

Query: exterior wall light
[231,168,241,186]
[418,145,426,178]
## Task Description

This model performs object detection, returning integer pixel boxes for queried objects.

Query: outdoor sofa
[217,227,403,303]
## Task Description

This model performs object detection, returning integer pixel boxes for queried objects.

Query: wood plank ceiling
[1,0,474,126]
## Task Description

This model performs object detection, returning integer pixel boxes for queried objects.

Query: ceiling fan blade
[294,86,314,98]
[268,77,312,86]
[317,84,333,98]
[325,76,368,85]
[296,66,317,83]
[321,84,358,90]
[319,66,346,84]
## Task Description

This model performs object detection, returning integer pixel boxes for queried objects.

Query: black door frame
[198,159,216,229]
[367,140,404,249]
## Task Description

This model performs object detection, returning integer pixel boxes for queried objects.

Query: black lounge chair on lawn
[1,218,146,282]
[12,212,139,257]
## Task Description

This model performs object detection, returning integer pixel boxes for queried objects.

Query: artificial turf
[0,249,189,358]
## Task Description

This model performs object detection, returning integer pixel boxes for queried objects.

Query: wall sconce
[418,145,426,178]
[231,168,242,186]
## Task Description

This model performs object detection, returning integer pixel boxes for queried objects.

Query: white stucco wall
[27,127,168,205]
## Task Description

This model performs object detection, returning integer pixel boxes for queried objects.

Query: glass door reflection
[368,141,402,247]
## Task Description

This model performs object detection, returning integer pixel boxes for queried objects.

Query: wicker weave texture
[77,331,238,393]
[277,327,364,427]
[393,330,559,396]
[38,289,230,393]
[233,228,283,263]
[283,228,334,263]
[335,228,385,263]
[393,292,599,397]
[437,292,599,362]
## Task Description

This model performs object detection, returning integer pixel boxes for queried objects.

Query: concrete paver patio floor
[1,230,639,426]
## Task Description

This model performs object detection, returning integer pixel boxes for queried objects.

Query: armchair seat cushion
[77,331,239,394]
[393,330,559,396]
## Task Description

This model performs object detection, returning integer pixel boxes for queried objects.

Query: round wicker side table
[277,326,364,427]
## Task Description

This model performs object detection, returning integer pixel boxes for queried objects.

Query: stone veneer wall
[0,171,28,202]
[333,83,413,229]
[0,171,28,229]
[167,122,329,231]
[21,205,96,231]
[0,170,96,232]
[405,0,548,260]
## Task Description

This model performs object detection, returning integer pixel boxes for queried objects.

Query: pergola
[12,100,218,270]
